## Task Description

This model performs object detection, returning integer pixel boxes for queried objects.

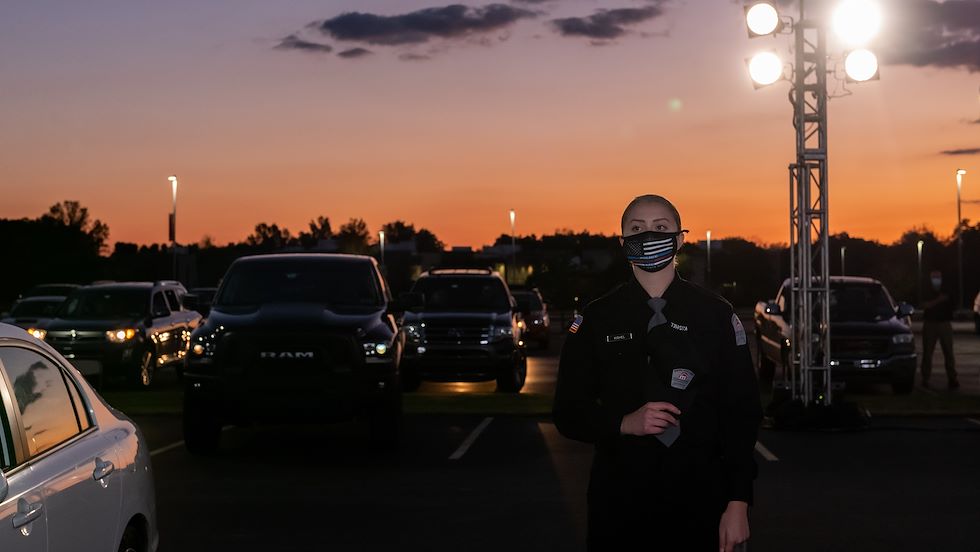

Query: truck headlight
[892,334,914,344]
[490,325,513,339]
[404,324,424,342]
[26,328,46,340]
[106,329,137,343]
[363,342,391,356]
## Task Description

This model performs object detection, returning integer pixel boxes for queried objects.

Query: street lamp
[706,230,712,286]
[509,209,516,284]
[742,0,882,408]
[917,240,924,306]
[168,175,178,280]
[840,246,846,276]
[956,169,967,308]
[379,230,386,267]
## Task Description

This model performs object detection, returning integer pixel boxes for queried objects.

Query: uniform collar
[625,272,692,322]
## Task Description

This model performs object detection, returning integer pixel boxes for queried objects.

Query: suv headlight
[362,341,394,363]
[26,328,46,340]
[892,334,914,344]
[106,329,137,343]
[404,324,425,342]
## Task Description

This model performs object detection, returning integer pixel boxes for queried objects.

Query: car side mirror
[896,302,914,317]
[765,301,782,315]
[0,470,9,502]
[182,294,199,312]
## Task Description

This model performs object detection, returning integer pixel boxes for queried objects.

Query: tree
[42,200,110,253]
[416,228,445,252]
[336,218,370,254]
[298,216,332,248]
[380,220,416,243]
[246,223,292,250]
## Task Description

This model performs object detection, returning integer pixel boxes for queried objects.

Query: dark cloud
[274,34,333,53]
[337,47,373,59]
[852,0,980,72]
[399,52,432,61]
[319,4,536,46]
[940,147,980,155]
[551,6,664,40]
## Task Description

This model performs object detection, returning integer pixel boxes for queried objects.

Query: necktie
[647,297,667,332]
[646,296,680,447]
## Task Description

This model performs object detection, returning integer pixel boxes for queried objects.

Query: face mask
[622,230,686,273]
[931,277,942,290]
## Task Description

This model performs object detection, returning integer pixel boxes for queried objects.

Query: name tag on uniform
[605,332,633,343]
[671,368,695,390]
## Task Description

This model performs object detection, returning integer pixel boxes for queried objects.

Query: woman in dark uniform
[553,194,762,552]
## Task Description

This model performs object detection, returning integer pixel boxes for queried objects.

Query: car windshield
[413,277,511,312]
[215,260,382,309]
[10,299,64,318]
[24,285,76,298]
[58,289,149,320]
[829,284,895,322]
[513,292,543,312]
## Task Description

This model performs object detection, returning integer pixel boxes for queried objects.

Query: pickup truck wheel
[369,393,403,451]
[756,334,775,382]
[136,350,155,388]
[183,390,222,454]
[496,354,526,393]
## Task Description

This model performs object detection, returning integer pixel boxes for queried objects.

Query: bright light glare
[833,0,882,46]
[957,169,967,176]
[749,52,783,86]
[746,3,780,36]
[844,49,879,82]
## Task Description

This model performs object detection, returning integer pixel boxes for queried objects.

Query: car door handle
[12,500,43,529]
[93,458,114,481]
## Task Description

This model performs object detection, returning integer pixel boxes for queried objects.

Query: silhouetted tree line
[2,201,979,312]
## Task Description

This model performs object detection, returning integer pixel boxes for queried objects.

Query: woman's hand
[719,501,750,552]
[619,402,681,436]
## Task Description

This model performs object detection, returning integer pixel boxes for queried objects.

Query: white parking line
[449,417,494,461]
[755,440,779,462]
[966,418,980,427]
[149,426,233,457]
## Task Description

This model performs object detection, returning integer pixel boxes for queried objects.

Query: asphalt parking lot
[128,320,980,551]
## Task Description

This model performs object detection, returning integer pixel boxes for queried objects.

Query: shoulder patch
[569,314,584,334]
[732,313,746,346]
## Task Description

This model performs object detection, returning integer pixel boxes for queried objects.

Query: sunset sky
[1,0,977,249]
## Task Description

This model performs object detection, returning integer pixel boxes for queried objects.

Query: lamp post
[509,209,516,284]
[743,0,882,407]
[840,246,846,276]
[168,175,178,280]
[917,239,924,306]
[956,169,967,308]
[706,230,712,286]
[379,230,386,268]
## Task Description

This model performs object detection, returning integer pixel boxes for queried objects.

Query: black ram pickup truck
[754,276,917,394]
[182,254,404,452]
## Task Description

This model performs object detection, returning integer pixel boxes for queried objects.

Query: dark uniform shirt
[923,284,954,322]
[553,274,763,548]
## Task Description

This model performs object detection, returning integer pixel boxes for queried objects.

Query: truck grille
[831,337,890,358]
[217,330,358,383]
[424,323,491,346]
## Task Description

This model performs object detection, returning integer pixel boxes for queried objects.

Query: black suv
[182,254,403,452]
[40,281,201,387]
[399,268,527,393]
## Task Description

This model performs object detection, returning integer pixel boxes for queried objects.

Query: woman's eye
[656,224,667,230]
[631,226,641,231]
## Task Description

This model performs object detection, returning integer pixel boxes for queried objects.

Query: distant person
[920,269,959,389]
[553,194,762,552]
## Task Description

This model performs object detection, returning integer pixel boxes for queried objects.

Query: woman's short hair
[620,195,682,232]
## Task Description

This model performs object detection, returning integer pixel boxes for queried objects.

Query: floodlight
[746,3,780,37]
[844,49,879,82]
[833,0,881,46]
[749,52,784,86]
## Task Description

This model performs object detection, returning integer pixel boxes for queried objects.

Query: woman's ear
[676,232,685,248]
[618,236,624,246]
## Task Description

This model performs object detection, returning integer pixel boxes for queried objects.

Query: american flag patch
[569,314,583,334]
